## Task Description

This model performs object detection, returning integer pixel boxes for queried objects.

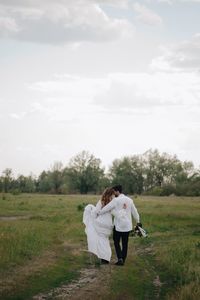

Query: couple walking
[83,185,141,266]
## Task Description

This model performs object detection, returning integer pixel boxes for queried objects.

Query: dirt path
[33,262,112,300]
[0,215,31,221]
[1,242,163,300]
[32,243,163,300]
[135,244,163,299]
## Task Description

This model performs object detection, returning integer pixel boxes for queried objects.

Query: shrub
[161,184,176,196]
[145,187,163,196]
[1,193,6,200]
[77,202,88,211]
[12,189,21,195]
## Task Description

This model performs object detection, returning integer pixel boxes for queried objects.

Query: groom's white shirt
[98,193,140,232]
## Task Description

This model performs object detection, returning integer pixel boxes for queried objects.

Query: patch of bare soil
[0,215,31,221]
[153,275,163,299]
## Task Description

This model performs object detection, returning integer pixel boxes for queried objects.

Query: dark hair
[112,185,122,193]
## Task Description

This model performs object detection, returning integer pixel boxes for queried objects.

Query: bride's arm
[95,200,102,212]
[92,200,102,217]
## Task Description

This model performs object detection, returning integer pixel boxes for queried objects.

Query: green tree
[38,171,52,193]
[109,155,144,194]
[67,151,104,194]
[0,176,3,192]
[142,149,195,195]
[15,174,36,193]
[2,168,13,193]
[49,161,63,194]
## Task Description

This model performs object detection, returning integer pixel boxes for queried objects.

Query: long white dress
[83,200,113,261]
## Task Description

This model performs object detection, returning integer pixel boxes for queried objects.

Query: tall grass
[0,194,200,299]
[0,193,97,300]
[0,221,54,269]
[106,196,200,299]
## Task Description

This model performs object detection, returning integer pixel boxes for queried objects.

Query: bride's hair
[101,187,115,207]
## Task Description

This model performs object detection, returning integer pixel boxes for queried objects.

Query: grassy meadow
[0,193,200,300]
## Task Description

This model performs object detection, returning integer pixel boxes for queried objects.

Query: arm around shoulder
[98,198,116,215]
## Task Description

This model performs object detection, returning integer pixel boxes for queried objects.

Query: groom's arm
[97,198,117,215]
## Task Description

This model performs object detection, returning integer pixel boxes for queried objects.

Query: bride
[83,187,115,264]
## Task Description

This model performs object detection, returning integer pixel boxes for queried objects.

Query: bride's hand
[96,212,100,217]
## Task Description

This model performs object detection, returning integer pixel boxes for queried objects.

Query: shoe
[101,259,109,264]
[115,258,124,266]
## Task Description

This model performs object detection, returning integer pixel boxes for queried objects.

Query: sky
[1,0,200,176]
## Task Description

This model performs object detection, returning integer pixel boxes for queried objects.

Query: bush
[144,187,163,196]
[161,184,176,196]
[1,193,6,200]
[175,181,200,196]
[77,202,88,211]
[12,189,21,195]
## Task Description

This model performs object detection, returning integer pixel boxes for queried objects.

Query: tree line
[1,149,200,196]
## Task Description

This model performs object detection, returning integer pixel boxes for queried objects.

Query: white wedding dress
[83,200,113,261]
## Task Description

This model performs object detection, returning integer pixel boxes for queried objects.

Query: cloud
[9,112,26,120]
[150,34,200,72]
[91,0,129,8]
[2,69,200,173]
[0,0,134,44]
[0,17,20,35]
[147,0,200,3]
[28,70,200,118]
[94,71,200,114]
[133,2,163,26]
[27,74,106,122]
[29,74,105,99]
[0,0,128,5]
[145,0,172,3]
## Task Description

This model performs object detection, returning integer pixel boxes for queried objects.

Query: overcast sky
[1,0,200,176]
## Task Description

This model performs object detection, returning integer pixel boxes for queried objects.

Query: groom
[98,185,141,266]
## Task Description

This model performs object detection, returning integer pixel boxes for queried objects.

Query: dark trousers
[113,227,130,262]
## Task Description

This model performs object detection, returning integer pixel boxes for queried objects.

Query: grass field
[0,193,200,300]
